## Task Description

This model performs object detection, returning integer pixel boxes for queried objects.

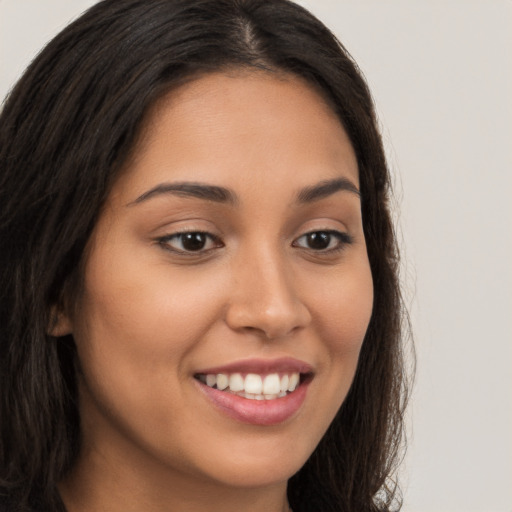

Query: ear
[48,305,73,337]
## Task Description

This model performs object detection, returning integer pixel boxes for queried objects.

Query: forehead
[115,71,359,204]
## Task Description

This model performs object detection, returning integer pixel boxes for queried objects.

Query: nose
[225,248,312,340]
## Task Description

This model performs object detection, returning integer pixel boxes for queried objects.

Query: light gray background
[1,1,511,511]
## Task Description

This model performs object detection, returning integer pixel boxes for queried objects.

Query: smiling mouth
[194,372,312,401]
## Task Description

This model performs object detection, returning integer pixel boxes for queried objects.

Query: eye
[293,230,352,252]
[157,232,223,254]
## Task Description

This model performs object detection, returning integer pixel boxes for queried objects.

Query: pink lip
[194,357,313,426]
[196,378,310,426]
[194,357,313,376]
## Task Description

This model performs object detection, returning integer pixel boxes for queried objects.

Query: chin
[200,455,303,490]
[182,429,319,490]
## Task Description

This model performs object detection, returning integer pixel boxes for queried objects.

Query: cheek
[304,257,373,423]
[70,252,226,426]
[284,259,373,454]
[70,255,228,444]
[74,248,224,360]
[312,261,374,358]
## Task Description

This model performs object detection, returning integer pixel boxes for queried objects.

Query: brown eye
[293,230,352,252]
[158,232,222,253]
[305,232,331,250]
[181,233,208,251]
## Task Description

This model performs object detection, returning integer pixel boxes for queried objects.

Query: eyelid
[156,230,223,255]
[292,229,353,252]
[153,222,353,258]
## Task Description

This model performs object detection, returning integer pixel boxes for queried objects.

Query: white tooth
[263,374,281,395]
[229,373,244,392]
[241,392,265,401]
[216,373,228,390]
[288,373,300,392]
[244,374,263,394]
[280,374,289,393]
[264,393,278,400]
[206,374,216,387]
[278,391,287,398]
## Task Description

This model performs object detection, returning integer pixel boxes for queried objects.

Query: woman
[0,1,410,511]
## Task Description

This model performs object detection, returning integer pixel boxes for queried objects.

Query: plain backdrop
[1,1,511,511]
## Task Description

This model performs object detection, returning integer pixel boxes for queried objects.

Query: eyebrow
[296,178,360,203]
[129,177,360,207]
[129,182,237,206]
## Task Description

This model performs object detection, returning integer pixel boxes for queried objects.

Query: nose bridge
[225,241,311,338]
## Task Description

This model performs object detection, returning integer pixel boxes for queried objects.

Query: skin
[55,71,374,512]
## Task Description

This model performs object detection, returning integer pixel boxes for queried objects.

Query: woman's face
[62,72,373,491]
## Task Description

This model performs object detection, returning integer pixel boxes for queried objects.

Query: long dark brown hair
[0,1,411,510]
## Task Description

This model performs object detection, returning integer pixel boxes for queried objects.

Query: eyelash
[157,231,223,254]
[292,230,353,253]
[156,229,353,256]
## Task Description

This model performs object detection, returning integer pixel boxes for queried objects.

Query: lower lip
[197,380,310,426]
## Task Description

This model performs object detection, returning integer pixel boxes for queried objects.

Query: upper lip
[194,357,313,375]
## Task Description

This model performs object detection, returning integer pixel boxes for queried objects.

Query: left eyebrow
[296,177,360,203]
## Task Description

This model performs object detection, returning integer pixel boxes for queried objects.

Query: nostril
[225,302,311,339]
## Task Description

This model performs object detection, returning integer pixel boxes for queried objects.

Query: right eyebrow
[127,181,238,207]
